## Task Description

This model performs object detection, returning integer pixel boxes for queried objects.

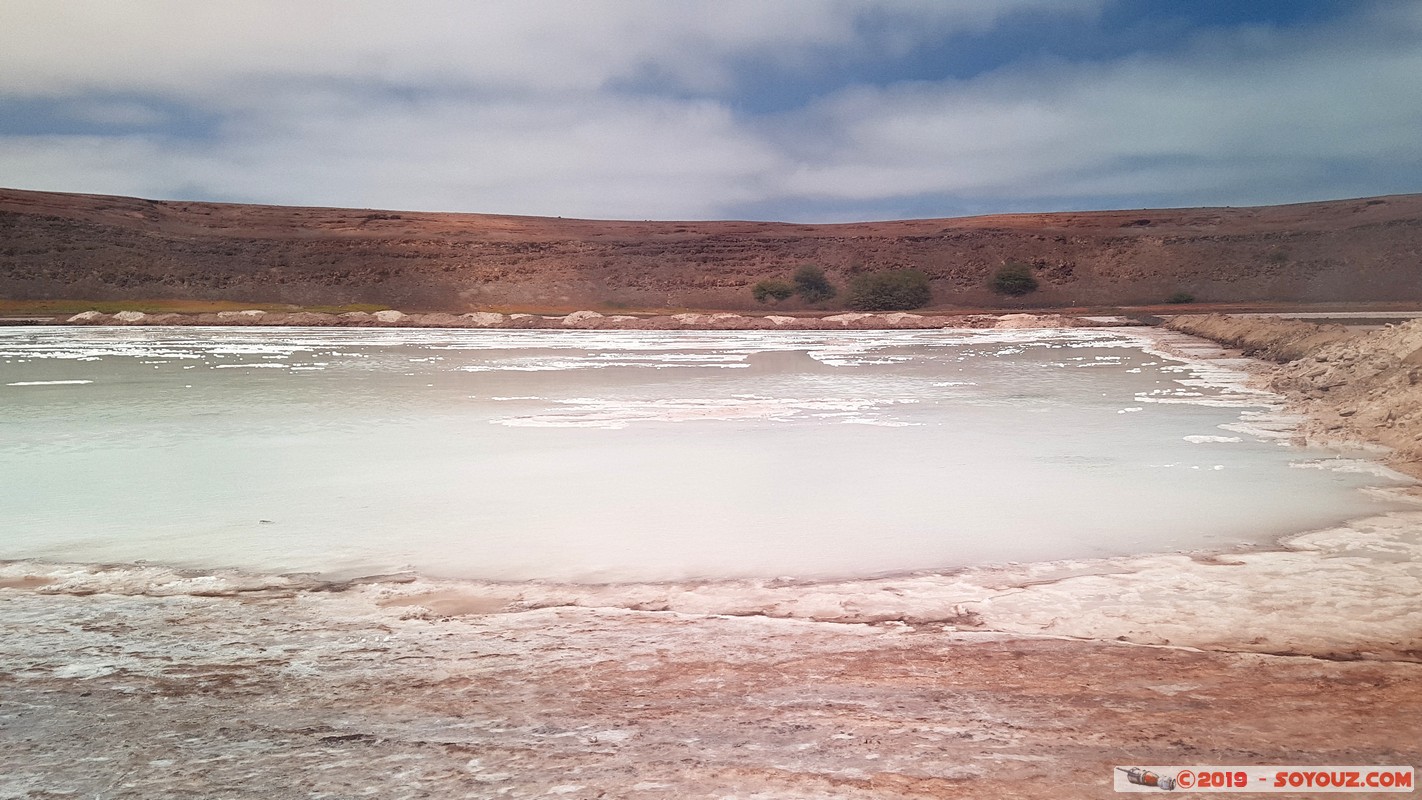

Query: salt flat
[2,326,1419,799]
[0,327,1406,581]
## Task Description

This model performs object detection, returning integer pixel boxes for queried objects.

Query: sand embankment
[51,308,1095,330]
[1167,313,1422,473]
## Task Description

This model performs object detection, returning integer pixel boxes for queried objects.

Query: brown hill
[2,187,1420,311]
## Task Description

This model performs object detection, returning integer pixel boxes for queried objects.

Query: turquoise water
[0,327,1407,582]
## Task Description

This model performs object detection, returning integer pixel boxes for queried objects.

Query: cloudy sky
[2,0,1419,221]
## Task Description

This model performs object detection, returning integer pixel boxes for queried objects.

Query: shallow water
[0,327,1409,582]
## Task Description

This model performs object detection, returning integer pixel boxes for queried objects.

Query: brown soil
[3,187,1421,311]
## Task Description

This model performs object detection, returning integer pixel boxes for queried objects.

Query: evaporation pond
[0,327,1409,582]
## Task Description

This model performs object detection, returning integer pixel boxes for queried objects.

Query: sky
[1,0,1419,222]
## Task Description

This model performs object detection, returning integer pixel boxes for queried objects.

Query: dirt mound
[4,187,1422,310]
[1273,320,1422,464]
[1167,314,1422,469]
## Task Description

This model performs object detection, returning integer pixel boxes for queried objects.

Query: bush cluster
[792,265,836,304]
[991,262,1038,296]
[751,265,839,305]
[846,270,932,311]
[751,280,794,303]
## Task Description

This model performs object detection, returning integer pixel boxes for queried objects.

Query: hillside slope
[2,188,1420,310]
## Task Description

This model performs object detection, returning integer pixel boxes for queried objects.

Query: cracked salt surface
[3,499,1420,799]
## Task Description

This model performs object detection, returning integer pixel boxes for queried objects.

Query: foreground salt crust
[7,586,1417,800]
[5,502,1421,798]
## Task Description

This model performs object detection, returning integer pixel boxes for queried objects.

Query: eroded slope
[4,188,1421,309]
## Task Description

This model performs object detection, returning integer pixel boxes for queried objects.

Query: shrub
[792,265,836,304]
[847,270,932,311]
[751,279,795,304]
[991,262,1038,296]
[1166,291,1195,304]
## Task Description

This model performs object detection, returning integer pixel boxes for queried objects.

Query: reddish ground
[3,188,1420,311]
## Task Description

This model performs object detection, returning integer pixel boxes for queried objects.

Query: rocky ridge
[4,187,1422,309]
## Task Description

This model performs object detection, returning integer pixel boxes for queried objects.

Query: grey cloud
[774,5,1422,210]
[0,1,1416,220]
[0,0,1100,96]
[0,91,785,219]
